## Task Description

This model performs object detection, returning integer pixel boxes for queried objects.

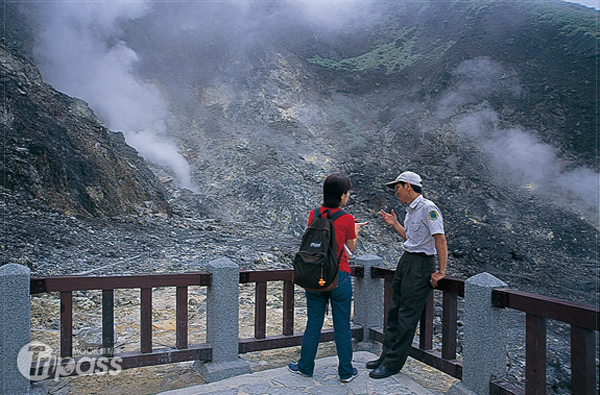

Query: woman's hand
[346,221,368,253]
[355,221,368,234]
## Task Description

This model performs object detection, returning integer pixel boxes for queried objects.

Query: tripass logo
[17,341,123,381]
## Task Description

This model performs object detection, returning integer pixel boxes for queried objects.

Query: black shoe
[365,359,382,370]
[369,364,399,379]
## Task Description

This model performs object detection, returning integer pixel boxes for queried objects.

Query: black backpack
[293,208,348,292]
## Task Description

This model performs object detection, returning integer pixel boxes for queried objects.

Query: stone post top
[466,272,507,288]
[354,254,384,263]
[207,257,238,269]
[0,263,30,276]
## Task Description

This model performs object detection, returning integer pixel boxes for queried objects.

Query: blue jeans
[298,270,354,378]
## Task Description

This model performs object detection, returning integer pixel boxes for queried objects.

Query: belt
[406,251,434,258]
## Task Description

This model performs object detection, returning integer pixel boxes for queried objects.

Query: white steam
[29,1,195,190]
[440,57,599,223]
[23,2,598,222]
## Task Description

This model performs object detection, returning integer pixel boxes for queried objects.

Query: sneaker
[340,367,359,383]
[288,362,312,377]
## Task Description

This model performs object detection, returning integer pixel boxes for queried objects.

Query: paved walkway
[157,351,445,395]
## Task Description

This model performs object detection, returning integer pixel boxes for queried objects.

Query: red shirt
[307,207,356,273]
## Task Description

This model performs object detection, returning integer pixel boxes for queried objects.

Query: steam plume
[27,1,195,190]
[439,57,599,223]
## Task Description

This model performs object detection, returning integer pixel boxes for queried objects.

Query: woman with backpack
[289,173,367,383]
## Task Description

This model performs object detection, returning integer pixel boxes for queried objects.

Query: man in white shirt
[368,171,448,379]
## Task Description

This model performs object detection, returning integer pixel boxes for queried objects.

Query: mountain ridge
[1,0,597,306]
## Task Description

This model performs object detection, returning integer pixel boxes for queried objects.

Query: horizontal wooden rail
[28,265,596,391]
[239,269,293,283]
[369,266,394,280]
[490,378,525,395]
[370,268,464,296]
[30,271,213,375]
[239,325,364,353]
[30,344,211,379]
[492,288,599,395]
[437,276,465,298]
[349,265,365,278]
[238,266,364,283]
[31,272,212,293]
[369,327,463,378]
[492,288,599,330]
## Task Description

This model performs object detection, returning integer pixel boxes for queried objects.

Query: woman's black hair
[323,174,352,208]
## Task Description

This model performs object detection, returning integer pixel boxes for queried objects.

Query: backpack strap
[328,210,348,222]
[314,207,348,222]
[320,209,350,263]
[314,208,326,219]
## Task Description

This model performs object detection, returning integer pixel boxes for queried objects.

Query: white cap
[384,171,423,188]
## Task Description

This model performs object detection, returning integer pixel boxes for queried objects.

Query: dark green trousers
[380,251,435,371]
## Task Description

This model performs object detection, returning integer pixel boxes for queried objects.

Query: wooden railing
[28,265,598,393]
[490,289,599,395]
[30,272,213,377]
[237,266,364,353]
[28,266,365,378]
[369,267,464,379]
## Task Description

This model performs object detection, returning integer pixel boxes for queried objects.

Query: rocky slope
[1,2,598,392]
[121,0,599,304]
[1,43,170,218]
[2,0,597,302]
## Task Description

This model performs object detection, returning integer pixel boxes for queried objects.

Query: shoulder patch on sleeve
[428,210,439,221]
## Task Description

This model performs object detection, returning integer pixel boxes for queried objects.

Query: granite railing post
[193,257,251,382]
[449,272,508,395]
[0,264,31,395]
[353,254,384,353]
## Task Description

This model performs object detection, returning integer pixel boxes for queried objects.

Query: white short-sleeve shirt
[402,195,445,256]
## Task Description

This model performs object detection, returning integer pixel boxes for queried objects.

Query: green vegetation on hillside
[307,0,596,76]
[307,27,422,73]
[531,2,599,41]
[306,19,457,75]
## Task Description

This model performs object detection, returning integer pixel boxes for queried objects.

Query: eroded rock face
[1,1,597,305]
[1,43,170,217]
[1,3,597,393]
